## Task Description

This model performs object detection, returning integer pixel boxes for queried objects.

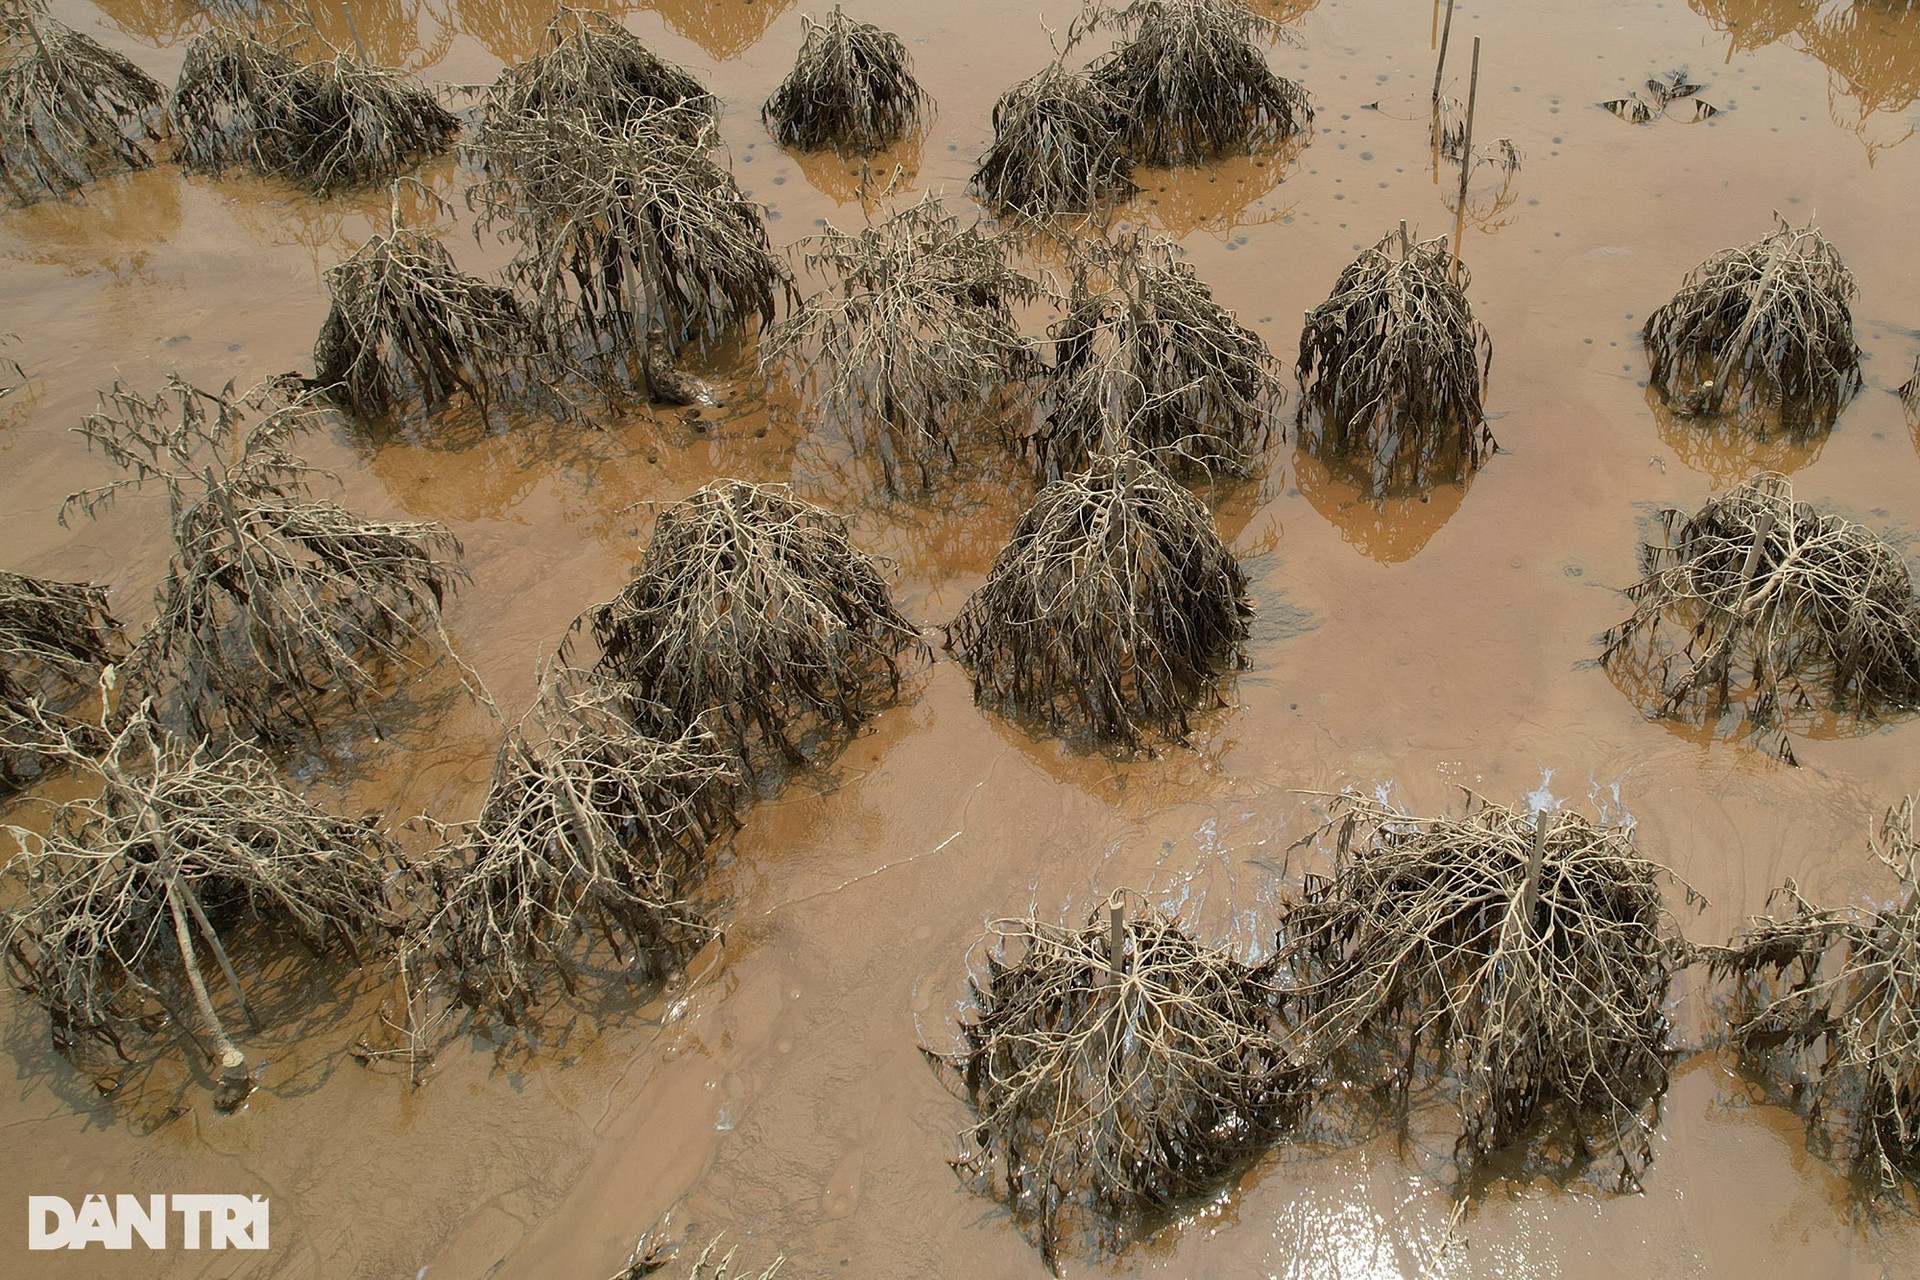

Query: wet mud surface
[7,0,1920,1275]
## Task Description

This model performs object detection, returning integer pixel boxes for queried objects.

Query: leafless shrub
[610,1225,786,1280]
[1089,0,1311,166]
[1285,791,1689,1189]
[935,891,1307,1273]
[408,669,737,1039]
[476,6,715,139]
[315,184,533,423]
[62,375,467,750]
[1,700,395,1109]
[581,480,925,770]
[1643,215,1862,431]
[763,5,926,152]
[1034,233,1282,479]
[0,571,121,789]
[1296,226,1494,495]
[0,4,163,204]
[947,450,1251,750]
[1705,796,1920,1195]
[1600,472,1920,755]
[468,102,784,388]
[972,62,1135,219]
[167,26,457,193]
[763,192,1042,485]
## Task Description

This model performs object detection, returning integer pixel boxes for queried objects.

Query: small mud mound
[1090,0,1312,166]
[1706,795,1920,1197]
[972,62,1135,219]
[764,192,1040,486]
[1600,472,1920,757]
[169,27,457,193]
[947,450,1251,751]
[315,188,531,424]
[1035,233,1282,479]
[582,480,926,771]
[64,375,467,751]
[0,571,120,790]
[1643,215,1861,433]
[1284,791,1688,1189]
[409,669,738,1041]
[0,5,163,204]
[936,892,1307,1273]
[1,700,394,1111]
[1297,226,1494,496]
[763,6,926,153]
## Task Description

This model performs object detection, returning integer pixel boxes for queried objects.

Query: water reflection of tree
[1291,445,1471,564]
[450,0,639,62]
[1128,142,1302,238]
[637,0,797,61]
[786,135,923,207]
[0,167,184,280]
[95,0,456,69]
[1693,0,1920,161]
[1645,382,1832,484]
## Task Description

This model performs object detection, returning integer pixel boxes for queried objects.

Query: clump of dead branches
[1285,790,1689,1188]
[937,891,1307,1273]
[315,185,531,423]
[1600,472,1920,755]
[612,1223,786,1280]
[1296,227,1494,495]
[168,27,457,193]
[409,670,737,1038]
[1706,796,1920,1195]
[763,192,1041,485]
[1035,234,1282,479]
[947,450,1250,750]
[1643,215,1862,432]
[763,6,926,152]
[477,7,715,140]
[63,375,467,750]
[0,571,121,789]
[582,481,924,769]
[468,102,783,388]
[1090,0,1312,165]
[0,700,395,1109]
[973,62,1135,219]
[0,5,163,204]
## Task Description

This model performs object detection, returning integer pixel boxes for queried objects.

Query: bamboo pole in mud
[1450,37,1481,284]
[1521,810,1550,926]
[1432,0,1455,104]
[340,3,368,61]
[1105,892,1126,985]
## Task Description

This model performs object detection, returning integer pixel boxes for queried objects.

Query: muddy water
[6,0,1920,1275]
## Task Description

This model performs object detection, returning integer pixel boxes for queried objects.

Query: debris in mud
[1296,226,1494,495]
[764,192,1041,484]
[0,4,163,204]
[763,6,926,153]
[1600,68,1719,124]
[581,480,925,770]
[947,449,1251,750]
[612,1225,786,1280]
[937,891,1307,1273]
[1090,0,1312,166]
[1643,215,1861,432]
[168,27,457,193]
[62,375,467,750]
[0,699,395,1111]
[477,6,716,140]
[1284,790,1690,1188]
[409,668,737,1038]
[1706,795,1920,1196]
[315,184,532,423]
[0,571,121,789]
[972,61,1135,219]
[467,99,783,390]
[1600,472,1920,756]
[1034,232,1282,479]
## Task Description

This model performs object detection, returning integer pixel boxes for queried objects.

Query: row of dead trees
[935,789,1920,1273]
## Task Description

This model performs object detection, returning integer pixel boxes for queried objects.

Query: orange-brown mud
[6,0,1920,1276]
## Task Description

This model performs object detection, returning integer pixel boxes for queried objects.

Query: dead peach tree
[0,4,163,204]
[763,6,927,152]
[0,571,121,788]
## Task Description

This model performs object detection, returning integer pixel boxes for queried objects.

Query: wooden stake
[1521,810,1549,926]
[340,3,367,61]
[1449,37,1481,284]
[1106,893,1126,985]
[1432,0,1456,104]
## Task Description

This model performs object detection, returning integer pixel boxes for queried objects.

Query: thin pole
[340,3,367,61]
[1431,0,1457,104]
[1450,37,1481,283]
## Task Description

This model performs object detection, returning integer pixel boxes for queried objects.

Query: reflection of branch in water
[785,135,923,208]
[639,0,797,61]
[1646,382,1831,485]
[1693,0,1920,160]
[1126,140,1303,237]
[1291,445,1471,564]
[1440,146,1523,234]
